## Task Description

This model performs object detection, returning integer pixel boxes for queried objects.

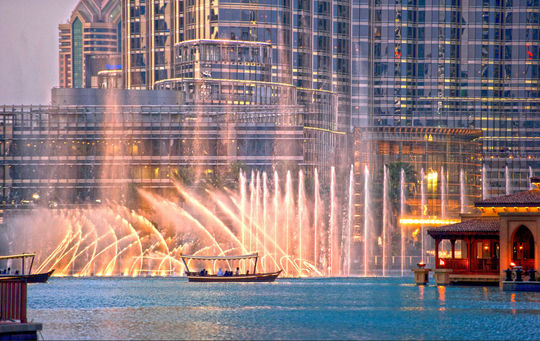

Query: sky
[0,0,78,105]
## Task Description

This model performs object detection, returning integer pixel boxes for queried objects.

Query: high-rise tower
[59,0,122,88]
[351,0,540,194]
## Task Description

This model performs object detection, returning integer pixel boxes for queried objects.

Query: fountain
[420,168,426,262]
[329,166,336,276]
[505,165,510,195]
[482,164,488,200]
[440,167,447,219]
[363,165,370,276]
[460,169,466,214]
[345,165,354,276]
[5,160,479,278]
[382,165,388,276]
[530,166,534,190]
[400,168,406,276]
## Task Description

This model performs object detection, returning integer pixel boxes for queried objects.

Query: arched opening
[512,225,535,270]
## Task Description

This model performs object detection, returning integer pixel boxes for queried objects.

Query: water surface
[28,277,540,340]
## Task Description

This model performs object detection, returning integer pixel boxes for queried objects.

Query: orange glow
[484,245,489,250]
[399,218,460,226]
[510,262,516,268]
[439,259,445,266]
[519,245,523,250]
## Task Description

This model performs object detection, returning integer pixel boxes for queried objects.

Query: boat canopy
[0,253,36,260]
[180,253,258,261]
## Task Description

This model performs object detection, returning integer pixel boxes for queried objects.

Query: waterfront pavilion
[428,177,540,283]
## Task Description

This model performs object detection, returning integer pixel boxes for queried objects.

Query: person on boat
[199,269,205,276]
[235,267,240,276]
[217,268,223,276]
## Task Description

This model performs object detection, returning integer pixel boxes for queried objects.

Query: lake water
[28,277,540,340]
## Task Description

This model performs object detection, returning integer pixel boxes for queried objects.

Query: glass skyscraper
[59,0,122,88]
[351,0,540,195]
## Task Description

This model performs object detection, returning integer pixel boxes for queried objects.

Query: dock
[0,279,41,340]
[0,322,42,340]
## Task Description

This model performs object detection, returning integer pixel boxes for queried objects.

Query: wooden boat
[0,253,54,283]
[181,252,281,283]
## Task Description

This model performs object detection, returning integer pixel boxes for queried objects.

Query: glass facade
[72,18,83,88]
[0,104,302,205]
[351,0,540,195]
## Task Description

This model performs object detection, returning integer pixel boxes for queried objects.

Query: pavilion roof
[427,218,499,238]
[475,189,540,207]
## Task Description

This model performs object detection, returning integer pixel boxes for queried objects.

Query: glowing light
[399,218,460,226]
[439,259,445,266]
[426,171,438,181]
[510,262,516,268]
[32,193,40,200]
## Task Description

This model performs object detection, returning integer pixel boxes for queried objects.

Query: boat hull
[187,271,281,282]
[0,270,55,283]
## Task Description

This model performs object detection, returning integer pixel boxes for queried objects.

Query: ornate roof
[427,218,499,237]
[475,189,540,207]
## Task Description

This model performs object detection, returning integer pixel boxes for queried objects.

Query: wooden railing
[0,279,27,323]
[470,259,499,273]
[438,258,499,273]
[439,258,468,271]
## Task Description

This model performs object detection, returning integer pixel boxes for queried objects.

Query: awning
[0,253,36,260]
[180,253,258,261]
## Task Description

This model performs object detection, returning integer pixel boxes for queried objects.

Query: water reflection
[27,277,540,340]
[437,285,446,311]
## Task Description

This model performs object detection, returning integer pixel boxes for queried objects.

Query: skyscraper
[59,0,122,88]
[351,0,540,194]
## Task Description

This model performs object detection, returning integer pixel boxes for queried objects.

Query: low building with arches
[428,177,540,283]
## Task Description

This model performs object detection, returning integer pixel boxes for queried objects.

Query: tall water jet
[273,170,279,272]
[440,167,447,219]
[313,168,319,270]
[329,166,336,276]
[346,164,354,276]
[240,170,247,255]
[420,168,426,262]
[530,166,534,190]
[255,171,261,252]
[400,168,406,276]
[460,169,466,214]
[285,170,292,275]
[482,164,488,200]
[505,165,510,195]
[297,169,304,276]
[382,165,388,277]
[249,170,255,251]
[262,171,268,271]
[363,165,370,276]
